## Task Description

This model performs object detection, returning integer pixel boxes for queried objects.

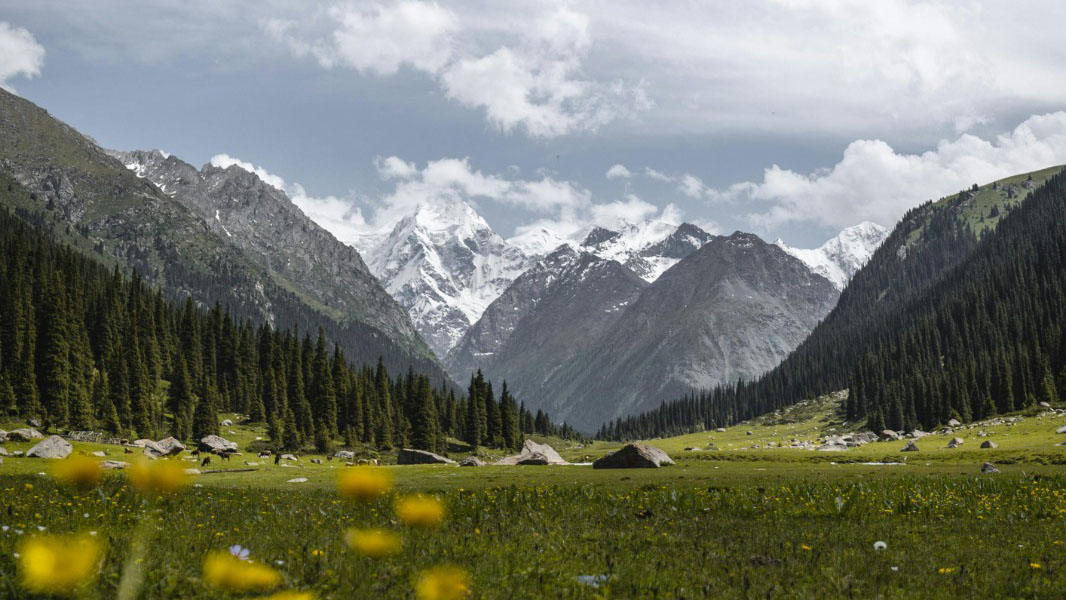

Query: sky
[2,1,1066,248]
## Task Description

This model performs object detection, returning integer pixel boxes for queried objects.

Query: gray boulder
[880,430,900,441]
[900,440,919,452]
[26,435,73,459]
[0,446,8,456]
[0,429,6,442]
[8,428,43,442]
[155,437,186,456]
[459,456,484,467]
[90,451,107,457]
[496,440,567,465]
[280,453,298,461]
[1056,426,1066,435]
[947,437,964,449]
[142,440,168,458]
[947,419,961,427]
[310,458,322,464]
[1040,401,1052,409]
[100,460,130,470]
[593,443,674,469]
[220,419,233,427]
[980,440,998,449]
[131,439,154,447]
[27,418,41,428]
[397,448,456,465]
[334,450,355,460]
[981,462,1000,474]
[199,435,238,453]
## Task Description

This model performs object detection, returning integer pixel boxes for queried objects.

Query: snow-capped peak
[506,227,576,258]
[581,220,716,282]
[775,221,889,290]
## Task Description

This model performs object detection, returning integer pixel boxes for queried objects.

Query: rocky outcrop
[459,456,484,467]
[199,435,238,453]
[8,428,43,442]
[397,449,456,465]
[495,440,567,465]
[901,441,919,452]
[156,437,186,456]
[26,435,73,459]
[593,443,674,469]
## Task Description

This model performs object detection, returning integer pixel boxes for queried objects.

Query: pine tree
[409,376,439,452]
[168,359,194,440]
[192,377,219,442]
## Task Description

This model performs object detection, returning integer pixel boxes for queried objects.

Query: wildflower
[127,459,189,495]
[311,549,324,557]
[346,528,402,558]
[396,494,446,529]
[251,592,315,600]
[52,455,102,491]
[873,541,887,551]
[800,544,812,551]
[415,565,471,600]
[1030,562,1041,570]
[18,534,102,596]
[203,551,281,593]
[337,467,392,502]
[230,545,251,561]
[937,567,956,575]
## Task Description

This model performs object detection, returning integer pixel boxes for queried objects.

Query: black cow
[200,456,211,468]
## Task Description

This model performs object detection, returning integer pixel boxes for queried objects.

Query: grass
[2,400,1066,598]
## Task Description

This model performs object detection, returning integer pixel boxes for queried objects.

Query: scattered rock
[27,418,41,428]
[980,441,998,449]
[459,456,484,467]
[947,419,961,427]
[141,440,168,458]
[1039,401,1052,409]
[90,451,107,457]
[334,450,355,460]
[947,437,964,449]
[199,435,238,453]
[0,430,6,443]
[8,428,43,442]
[100,460,130,470]
[397,448,456,465]
[1056,426,1066,435]
[220,419,233,427]
[900,441,919,452]
[715,428,726,433]
[184,468,201,476]
[593,443,674,469]
[0,446,7,456]
[908,430,931,439]
[287,477,308,483]
[280,454,298,461]
[981,462,1000,474]
[310,458,322,464]
[26,435,73,459]
[496,440,567,465]
[155,437,186,456]
[880,430,900,441]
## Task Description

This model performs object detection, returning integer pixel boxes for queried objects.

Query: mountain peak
[582,226,621,248]
[775,222,889,290]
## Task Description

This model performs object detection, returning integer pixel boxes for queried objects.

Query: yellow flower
[346,528,402,558]
[800,544,812,551]
[396,494,446,529]
[18,534,102,596]
[127,459,189,495]
[1030,562,1041,570]
[415,565,471,600]
[938,567,956,575]
[337,467,392,502]
[203,551,281,593]
[251,592,315,600]
[52,455,102,491]
[311,549,323,557]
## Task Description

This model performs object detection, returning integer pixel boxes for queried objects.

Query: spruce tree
[409,376,439,452]
[192,377,219,442]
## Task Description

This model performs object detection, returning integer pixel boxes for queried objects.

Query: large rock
[900,440,919,452]
[199,435,238,453]
[880,430,900,441]
[947,437,964,449]
[459,456,484,467]
[397,448,456,465]
[981,462,1000,474]
[1056,426,1066,435]
[0,430,6,442]
[100,460,130,470]
[496,440,567,465]
[593,443,674,469]
[156,437,186,456]
[0,446,8,456]
[334,450,355,461]
[980,440,998,449]
[947,419,961,427]
[142,440,168,458]
[8,428,43,442]
[26,435,73,459]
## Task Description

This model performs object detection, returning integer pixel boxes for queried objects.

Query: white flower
[873,541,887,551]
[229,544,251,560]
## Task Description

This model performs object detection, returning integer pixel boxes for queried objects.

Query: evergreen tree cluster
[599,170,1064,440]
[0,207,558,452]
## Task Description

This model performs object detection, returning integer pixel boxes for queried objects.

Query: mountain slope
[775,222,888,289]
[581,221,717,282]
[602,165,1064,439]
[348,200,532,358]
[0,89,445,382]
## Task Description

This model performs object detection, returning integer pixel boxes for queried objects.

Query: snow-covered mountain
[774,222,889,290]
[348,200,533,358]
[580,221,717,282]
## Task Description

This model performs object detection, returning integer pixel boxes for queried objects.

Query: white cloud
[643,167,672,182]
[324,1,456,74]
[209,153,288,191]
[605,164,631,179]
[0,22,45,92]
[374,155,418,179]
[290,184,369,242]
[678,173,705,199]
[714,112,1066,229]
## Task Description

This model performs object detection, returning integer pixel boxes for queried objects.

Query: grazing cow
[327,455,334,461]
[191,450,200,457]
[123,447,133,454]
[201,456,211,468]
[220,452,231,462]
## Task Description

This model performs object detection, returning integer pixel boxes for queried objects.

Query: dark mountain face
[0,90,447,383]
[445,245,648,402]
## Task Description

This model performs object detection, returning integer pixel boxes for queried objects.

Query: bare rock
[26,435,73,459]
[334,450,355,460]
[287,477,308,483]
[155,437,186,456]
[100,460,130,470]
[947,437,964,449]
[981,462,1000,474]
[900,440,919,452]
[1056,426,1066,435]
[880,430,900,441]
[8,428,43,442]
[90,451,107,457]
[593,443,674,469]
[459,456,485,467]
[496,440,567,465]
[980,440,998,449]
[397,448,456,465]
[199,435,238,453]
[947,419,961,427]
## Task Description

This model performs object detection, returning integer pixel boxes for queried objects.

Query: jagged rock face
[350,200,532,358]
[775,222,889,290]
[445,245,648,390]
[580,221,717,282]
[0,90,443,382]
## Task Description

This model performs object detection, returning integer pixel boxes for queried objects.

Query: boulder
[27,418,41,428]
[142,441,168,458]
[1056,426,1066,435]
[131,439,154,447]
[1039,401,1052,409]
[90,451,107,457]
[310,458,322,464]
[0,446,7,456]
[459,456,484,467]
[0,430,6,442]
[981,462,1000,474]
[900,441,919,452]
[909,430,931,439]
[199,435,238,453]
[8,428,43,442]
[155,437,186,456]
[947,419,962,427]
[715,428,726,433]
[100,460,130,470]
[220,419,233,427]
[334,450,355,460]
[397,448,456,465]
[880,430,900,441]
[280,453,298,461]
[184,468,201,476]
[26,435,73,459]
[593,443,674,469]
[496,440,567,465]
[947,437,965,449]
[980,441,998,449]
[287,477,308,483]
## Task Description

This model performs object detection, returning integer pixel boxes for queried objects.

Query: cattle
[200,456,211,468]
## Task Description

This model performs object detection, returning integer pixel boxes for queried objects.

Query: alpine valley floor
[1,398,1065,599]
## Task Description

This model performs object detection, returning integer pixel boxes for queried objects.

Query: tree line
[0,206,568,453]
[599,170,1064,440]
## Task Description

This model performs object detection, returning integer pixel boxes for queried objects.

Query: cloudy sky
[3,1,1066,247]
